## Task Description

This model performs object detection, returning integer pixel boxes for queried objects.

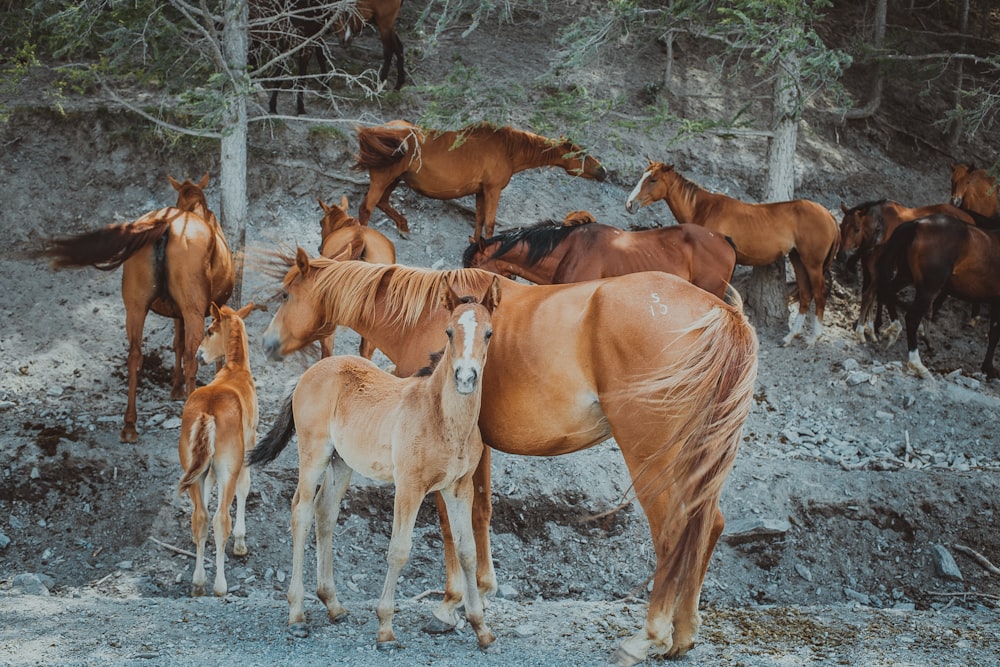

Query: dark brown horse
[951,162,999,218]
[839,199,974,341]
[42,174,234,442]
[876,214,1000,379]
[625,160,840,346]
[353,120,608,242]
[463,212,737,300]
[333,0,406,90]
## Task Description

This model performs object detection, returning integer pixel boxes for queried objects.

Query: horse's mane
[844,198,889,215]
[659,164,709,209]
[275,253,497,331]
[462,219,584,268]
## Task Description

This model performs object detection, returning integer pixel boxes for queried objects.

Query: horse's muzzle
[454,368,479,395]
[595,165,609,182]
[263,336,284,362]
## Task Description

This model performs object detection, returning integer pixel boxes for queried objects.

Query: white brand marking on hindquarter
[458,309,479,361]
[649,292,668,317]
[627,170,652,207]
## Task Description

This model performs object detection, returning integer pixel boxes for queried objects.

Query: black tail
[875,219,919,308]
[248,388,296,466]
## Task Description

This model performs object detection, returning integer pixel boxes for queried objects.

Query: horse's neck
[510,134,563,173]
[663,173,705,224]
[225,323,250,370]
[495,251,559,284]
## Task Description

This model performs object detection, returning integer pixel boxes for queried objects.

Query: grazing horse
[462,213,736,300]
[260,250,758,665]
[876,214,1000,379]
[625,160,840,346]
[250,276,499,649]
[177,302,258,597]
[42,174,234,443]
[353,120,609,242]
[333,0,406,90]
[317,195,396,358]
[951,162,999,218]
[839,199,974,342]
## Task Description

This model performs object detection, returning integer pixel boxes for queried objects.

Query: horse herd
[39,118,999,665]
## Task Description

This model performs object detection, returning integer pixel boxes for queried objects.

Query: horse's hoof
[190,584,206,597]
[608,646,644,667]
[170,387,186,401]
[328,607,349,624]
[376,639,401,651]
[477,630,497,649]
[287,623,310,639]
[120,426,138,444]
[422,617,457,635]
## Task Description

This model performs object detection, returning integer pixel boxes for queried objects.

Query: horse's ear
[339,195,349,210]
[438,278,462,312]
[236,302,255,320]
[646,156,655,167]
[840,202,850,214]
[476,237,488,253]
[168,175,182,192]
[329,244,352,261]
[295,247,311,277]
[198,172,210,189]
[210,302,222,321]
[318,198,331,213]
[482,276,502,312]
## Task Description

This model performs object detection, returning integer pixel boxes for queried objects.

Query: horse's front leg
[121,305,149,443]
[376,486,422,648]
[171,317,186,400]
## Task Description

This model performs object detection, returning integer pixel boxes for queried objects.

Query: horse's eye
[281,290,289,302]
[485,329,493,340]
[445,327,454,339]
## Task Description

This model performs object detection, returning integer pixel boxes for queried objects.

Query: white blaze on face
[626,170,652,212]
[453,308,482,394]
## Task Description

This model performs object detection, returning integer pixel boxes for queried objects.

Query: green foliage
[529,85,614,135]
[416,60,525,129]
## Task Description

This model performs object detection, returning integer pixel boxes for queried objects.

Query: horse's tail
[178,414,216,495]
[247,388,297,466]
[353,124,412,171]
[42,218,173,271]
[875,219,920,305]
[630,302,758,590]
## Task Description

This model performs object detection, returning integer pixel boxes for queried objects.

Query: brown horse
[353,120,608,242]
[317,195,396,358]
[333,0,406,90]
[839,199,974,342]
[876,214,1000,379]
[462,212,737,300]
[251,277,499,649]
[260,251,758,664]
[177,302,258,597]
[42,174,234,443]
[625,160,840,346]
[951,162,999,218]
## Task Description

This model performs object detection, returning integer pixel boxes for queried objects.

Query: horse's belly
[478,388,610,456]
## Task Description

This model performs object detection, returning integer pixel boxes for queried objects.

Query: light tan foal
[177,302,258,597]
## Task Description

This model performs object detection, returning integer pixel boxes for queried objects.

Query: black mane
[462,219,586,268]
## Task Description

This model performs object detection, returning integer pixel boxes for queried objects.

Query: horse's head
[556,139,607,182]
[170,173,211,217]
[438,275,500,395]
[198,301,254,365]
[625,161,673,214]
[838,202,866,255]
[262,247,332,361]
[318,196,359,246]
[461,237,518,280]
[950,162,998,216]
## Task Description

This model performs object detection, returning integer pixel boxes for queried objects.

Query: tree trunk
[747,55,799,330]
[945,0,969,149]
[842,0,886,121]
[221,0,250,306]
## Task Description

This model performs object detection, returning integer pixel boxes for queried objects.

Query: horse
[950,162,999,218]
[838,199,974,342]
[333,0,406,90]
[353,120,609,242]
[875,214,1000,379]
[317,195,396,358]
[250,276,500,649]
[41,174,234,443]
[259,249,758,665]
[462,211,736,300]
[624,160,840,346]
[250,0,334,115]
[177,302,259,597]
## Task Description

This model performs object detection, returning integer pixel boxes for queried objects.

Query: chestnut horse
[876,214,1000,379]
[250,277,499,649]
[353,120,608,242]
[42,174,234,442]
[462,212,736,299]
[625,160,840,346]
[333,0,406,90]
[177,302,258,597]
[260,250,758,665]
[317,195,396,358]
[950,162,999,218]
[839,199,974,342]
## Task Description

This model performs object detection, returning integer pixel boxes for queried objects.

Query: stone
[930,544,963,582]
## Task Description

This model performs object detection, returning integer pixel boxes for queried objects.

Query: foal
[250,275,500,650]
[177,302,258,597]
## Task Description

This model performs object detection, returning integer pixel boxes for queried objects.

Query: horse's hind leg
[210,462,238,597]
[232,461,251,557]
[121,297,152,443]
[314,458,352,624]
[170,318,186,400]
[187,480,210,597]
